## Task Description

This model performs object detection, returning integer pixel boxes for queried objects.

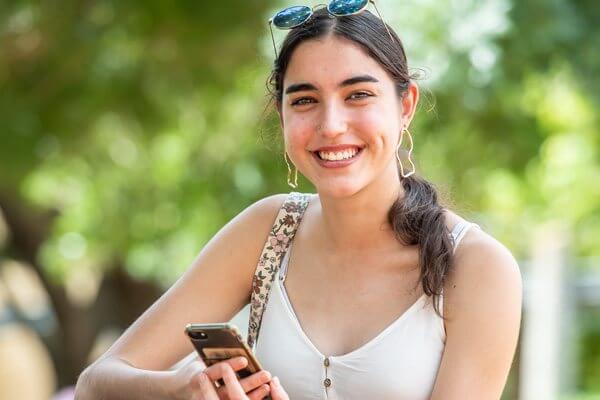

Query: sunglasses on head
[268,0,393,59]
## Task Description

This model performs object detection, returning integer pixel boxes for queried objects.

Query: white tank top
[254,220,478,400]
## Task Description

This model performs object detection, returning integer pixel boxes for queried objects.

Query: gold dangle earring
[284,151,298,188]
[396,127,416,178]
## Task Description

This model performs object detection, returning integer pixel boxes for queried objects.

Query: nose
[317,101,347,138]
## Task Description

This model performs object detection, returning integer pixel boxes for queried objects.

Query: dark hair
[267,8,452,318]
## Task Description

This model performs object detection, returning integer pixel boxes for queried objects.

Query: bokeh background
[0,0,598,399]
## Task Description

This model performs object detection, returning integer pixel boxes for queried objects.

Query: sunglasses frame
[268,0,394,59]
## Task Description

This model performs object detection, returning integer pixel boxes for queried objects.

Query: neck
[312,166,406,253]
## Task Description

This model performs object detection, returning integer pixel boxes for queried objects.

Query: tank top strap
[450,220,480,252]
[247,192,314,351]
[437,221,480,308]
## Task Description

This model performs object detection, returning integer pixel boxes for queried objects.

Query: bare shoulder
[442,209,522,306]
[176,191,291,306]
[231,193,290,241]
[244,193,290,220]
[431,216,523,398]
[212,192,290,272]
[183,192,290,289]
[444,225,522,319]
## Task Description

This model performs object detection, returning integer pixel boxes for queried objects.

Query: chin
[314,181,364,198]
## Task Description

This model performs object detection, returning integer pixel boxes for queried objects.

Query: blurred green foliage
[0,0,599,393]
[2,0,597,286]
[1,0,287,285]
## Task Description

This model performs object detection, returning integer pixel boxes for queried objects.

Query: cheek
[351,108,397,146]
[283,116,313,146]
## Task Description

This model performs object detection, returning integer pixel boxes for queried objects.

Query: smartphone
[185,323,263,382]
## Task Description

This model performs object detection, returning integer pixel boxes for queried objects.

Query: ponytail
[387,174,453,319]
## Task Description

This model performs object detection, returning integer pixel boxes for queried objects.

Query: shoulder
[230,192,318,244]
[230,192,300,228]
[224,193,291,246]
[242,193,290,221]
[442,209,522,309]
[191,193,291,278]
[442,222,523,338]
[431,218,523,397]
[241,192,314,224]
[445,226,522,313]
[167,193,293,311]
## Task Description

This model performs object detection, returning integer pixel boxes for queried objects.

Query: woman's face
[280,35,418,197]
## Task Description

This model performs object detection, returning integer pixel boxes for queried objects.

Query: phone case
[185,323,262,380]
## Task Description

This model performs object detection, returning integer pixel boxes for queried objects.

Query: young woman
[75,3,522,400]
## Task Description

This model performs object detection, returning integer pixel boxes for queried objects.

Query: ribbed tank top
[254,219,479,400]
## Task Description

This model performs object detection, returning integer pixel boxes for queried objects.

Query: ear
[399,82,419,129]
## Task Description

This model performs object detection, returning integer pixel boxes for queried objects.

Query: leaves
[1,0,598,284]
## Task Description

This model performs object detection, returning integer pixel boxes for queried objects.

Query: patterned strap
[247,192,313,351]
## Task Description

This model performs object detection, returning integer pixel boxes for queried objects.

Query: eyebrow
[284,74,380,95]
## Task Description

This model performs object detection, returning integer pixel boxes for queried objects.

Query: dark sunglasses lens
[273,6,312,28]
[328,0,369,16]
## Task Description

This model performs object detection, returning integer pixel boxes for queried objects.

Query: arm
[76,358,174,400]
[75,194,288,400]
[429,230,523,400]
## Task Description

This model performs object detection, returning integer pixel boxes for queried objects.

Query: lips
[311,146,364,169]
[313,144,365,152]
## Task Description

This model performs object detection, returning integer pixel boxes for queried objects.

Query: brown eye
[348,91,372,100]
[291,97,315,106]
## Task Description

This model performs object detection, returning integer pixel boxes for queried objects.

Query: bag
[247,191,313,350]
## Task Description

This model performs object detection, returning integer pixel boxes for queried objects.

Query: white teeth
[318,148,359,161]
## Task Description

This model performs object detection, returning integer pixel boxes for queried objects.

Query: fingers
[196,358,273,400]
[221,363,250,400]
[237,370,271,393]
[216,367,271,399]
[269,377,289,400]
[246,384,271,400]
[203,357,248,381]
[192,371,220,400]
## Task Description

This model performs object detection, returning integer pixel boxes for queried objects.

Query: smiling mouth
[313,147,365,161]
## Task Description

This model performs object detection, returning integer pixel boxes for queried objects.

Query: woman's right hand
[170,356,278,400]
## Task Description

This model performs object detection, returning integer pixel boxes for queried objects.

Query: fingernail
[274,376,280,385]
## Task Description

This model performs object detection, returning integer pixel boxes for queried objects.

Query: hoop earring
[396,128,416,178]
[284,151,298,188]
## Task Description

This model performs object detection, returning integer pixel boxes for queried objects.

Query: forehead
[283,35,391,88]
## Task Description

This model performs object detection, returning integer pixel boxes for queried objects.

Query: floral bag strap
[247,191,313,351]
